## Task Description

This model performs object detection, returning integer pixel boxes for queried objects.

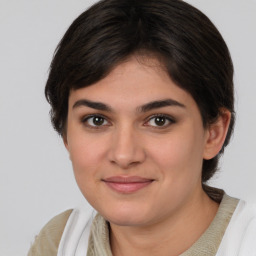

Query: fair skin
[64,57,231,256]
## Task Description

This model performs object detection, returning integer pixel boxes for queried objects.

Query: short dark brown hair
[45,0,235,184]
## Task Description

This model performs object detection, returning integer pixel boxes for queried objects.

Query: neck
[110,187,219,256]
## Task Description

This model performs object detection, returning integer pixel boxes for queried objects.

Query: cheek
[69,132,106,163]
[68,139,103,203]
[67,135,108,184]
[147,132,204,178]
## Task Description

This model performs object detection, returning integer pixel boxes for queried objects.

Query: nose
[108,124,146,169]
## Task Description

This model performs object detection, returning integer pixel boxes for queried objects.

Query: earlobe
[203,109,231,160]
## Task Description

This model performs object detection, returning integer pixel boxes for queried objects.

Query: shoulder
[217,198,256,255]
[28,209,73,256]
[230,199,256,231]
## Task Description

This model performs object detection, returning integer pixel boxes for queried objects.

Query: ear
[62,134,70,153]
[63,136,72,161]
[203,109,231,160]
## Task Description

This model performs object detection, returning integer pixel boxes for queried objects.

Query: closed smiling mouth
[102,176,154,193]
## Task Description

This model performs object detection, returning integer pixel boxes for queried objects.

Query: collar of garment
[86,193,239,256]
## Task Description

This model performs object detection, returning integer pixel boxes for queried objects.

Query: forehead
[68,57,194,108]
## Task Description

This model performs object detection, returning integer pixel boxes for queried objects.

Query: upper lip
[103,176,154,183]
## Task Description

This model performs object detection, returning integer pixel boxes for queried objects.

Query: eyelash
[81,114,176,129]
[81,114,111,129]
[144,114,176,128]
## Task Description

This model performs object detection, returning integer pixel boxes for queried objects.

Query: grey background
[0,0,256,255]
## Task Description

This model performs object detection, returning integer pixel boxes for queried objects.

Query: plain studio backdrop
[0,0,256,255]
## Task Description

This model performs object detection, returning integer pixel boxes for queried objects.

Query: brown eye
[92,116,105,126]
[83,115,109,127]
[146,115,175,128]
[154,116,167,126]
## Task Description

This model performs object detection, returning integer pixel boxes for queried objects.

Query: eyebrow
[72,98,185,112]
[72,99,112,112]
[138,99,185,112]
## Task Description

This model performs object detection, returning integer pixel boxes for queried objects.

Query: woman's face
[65,57,211,227]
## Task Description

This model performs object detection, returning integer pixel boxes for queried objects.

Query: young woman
[28,0,256,255]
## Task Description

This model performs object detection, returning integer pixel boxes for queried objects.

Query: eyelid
[144,114,176,128]
[81,114,111,128]
[80,113,175,129]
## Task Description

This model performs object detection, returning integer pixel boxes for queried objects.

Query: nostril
[108,147,146,169]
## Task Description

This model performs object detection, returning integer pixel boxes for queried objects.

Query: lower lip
[104,181,153,193]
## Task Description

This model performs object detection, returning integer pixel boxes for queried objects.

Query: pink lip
[103,176,154,193]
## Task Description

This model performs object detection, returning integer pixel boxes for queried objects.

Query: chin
[107,215,146,227]
[100,205,153,227]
